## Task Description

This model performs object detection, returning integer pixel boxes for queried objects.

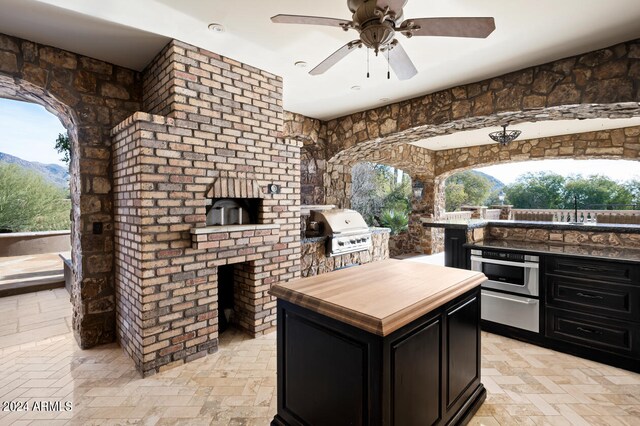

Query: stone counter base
[301,231,389,277]
[468,226,640,250]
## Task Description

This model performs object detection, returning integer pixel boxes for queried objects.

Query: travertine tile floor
[0,288,639,425]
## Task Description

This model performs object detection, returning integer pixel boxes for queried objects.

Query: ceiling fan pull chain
[387,46,391,79]
[367,48,370,78]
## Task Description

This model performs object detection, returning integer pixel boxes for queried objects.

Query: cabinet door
[444,228,469,270]
[446,295,480,409]
[392,318,441,426]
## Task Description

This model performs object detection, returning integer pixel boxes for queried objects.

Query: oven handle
[481,290,538,305]
[471,256,538,269]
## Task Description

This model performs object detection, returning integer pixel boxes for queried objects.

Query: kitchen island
[269,259,487,426]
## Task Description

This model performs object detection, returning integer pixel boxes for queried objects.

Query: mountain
[0,152,69,189]
[472,170,505,192]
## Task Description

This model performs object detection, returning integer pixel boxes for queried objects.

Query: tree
[444,171,492,211]
[55,132,71,165]
[351,163,385,225]
[503,172,566,209]
[624,179,640,207]
[351,163,411,227]
[502,172,635,210]
[0,164,70,232]
[563,175,633,209]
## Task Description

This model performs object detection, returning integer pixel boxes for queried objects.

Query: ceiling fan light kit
[271,0,495,81]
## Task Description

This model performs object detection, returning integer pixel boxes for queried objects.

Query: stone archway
[430,125,640,231]
[0,33,141,348]
[287,38,639,254]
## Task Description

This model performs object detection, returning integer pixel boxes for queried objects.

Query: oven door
[471,255,539,296]
[481,290,540,333]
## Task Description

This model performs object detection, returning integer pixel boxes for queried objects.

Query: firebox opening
[217,262,252,334]
[218,264,235,334]
[206,198,261,226]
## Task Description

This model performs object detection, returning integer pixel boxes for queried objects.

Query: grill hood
[311,208,369,235]
[308,208,372,257]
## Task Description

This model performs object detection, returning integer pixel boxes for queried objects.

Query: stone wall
[322,39,640,155]
[287,39,640,255]
[486,226,640,249]
[301,230,389,277]
[113,39,300,376]
[469,224,640,251]
[0,32,142,348]
[284,112,326,205]
[435,126,640,177]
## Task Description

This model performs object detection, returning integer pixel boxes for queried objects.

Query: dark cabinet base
[272,388,486,426]
[272,288,485,426]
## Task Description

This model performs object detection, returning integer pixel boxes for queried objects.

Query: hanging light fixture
[489,124,521,146]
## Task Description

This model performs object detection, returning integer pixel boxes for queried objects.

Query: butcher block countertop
[269,259,486,337]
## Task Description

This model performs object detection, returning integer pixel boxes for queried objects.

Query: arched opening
[441,158,640,224]
[0,79,82,343]
[351,162,412,230]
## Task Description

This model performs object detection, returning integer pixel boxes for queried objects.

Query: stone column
[491,205,513,220]
[407,175,442,254]
[461,205,487,219]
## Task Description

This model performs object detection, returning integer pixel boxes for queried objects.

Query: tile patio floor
[0,288,639,425]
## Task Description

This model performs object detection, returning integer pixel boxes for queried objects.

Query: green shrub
[379,209,409,235]
[0,164,70,232]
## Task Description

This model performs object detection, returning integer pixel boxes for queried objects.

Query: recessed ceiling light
[294,61,308,68]
[351,85,361,91]
[208,23,225,33]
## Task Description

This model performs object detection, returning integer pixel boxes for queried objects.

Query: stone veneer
[435,126,640,177]
[0,33,142,348]
[470,225,640,250]
[301,230,390,277]
[286,39,640,255]
[112,40,300,376]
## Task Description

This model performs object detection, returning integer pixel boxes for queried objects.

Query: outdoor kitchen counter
[466,239,640,263]
[269,259,487,426]
[423,219,640,268]
[421,218,640,233]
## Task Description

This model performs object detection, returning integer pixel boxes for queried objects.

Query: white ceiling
[412,117,640,151]
[1,0,640,142]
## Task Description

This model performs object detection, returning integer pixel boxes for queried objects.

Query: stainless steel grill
[308,208,372,256]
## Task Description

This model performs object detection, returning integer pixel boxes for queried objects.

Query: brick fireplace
[112,40,301,376]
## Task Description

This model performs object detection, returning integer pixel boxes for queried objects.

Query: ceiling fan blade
[387,41,417,80]
[401,17,496,38]
[271,14,352,29]
[377,0,408,11]
[310,41,362,75]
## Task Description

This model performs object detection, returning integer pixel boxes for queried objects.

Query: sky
[0,97,638,181]
[0,98,67,167]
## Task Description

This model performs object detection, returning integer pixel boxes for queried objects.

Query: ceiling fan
[271,0,495,80]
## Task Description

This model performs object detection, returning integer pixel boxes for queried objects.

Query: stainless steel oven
[470,249,540,333]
